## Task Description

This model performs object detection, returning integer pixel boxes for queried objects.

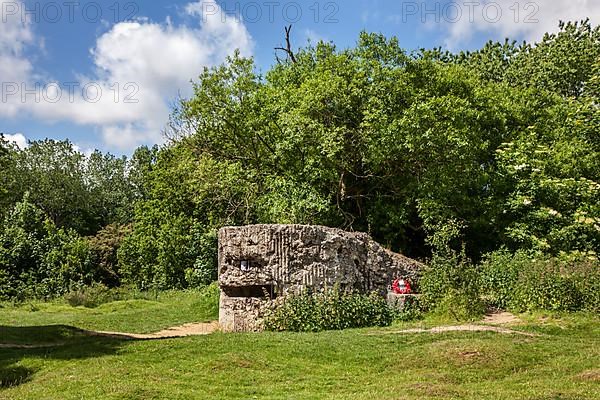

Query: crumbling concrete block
[218,224,424,332]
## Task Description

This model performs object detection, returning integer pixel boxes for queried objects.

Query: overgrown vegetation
[63,283,157,308]
[1,21,599,318]
[419,252,486,321]
[264,288,392,332]
[480,250,600,313]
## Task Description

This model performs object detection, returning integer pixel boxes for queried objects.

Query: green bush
[194,282,221,319]
[510,253,599,312]
[264,288,392,332]
[391,296,424,322]
[64,283,117,308]
[118,205,217,291]
[0,197,95,300]
[572,257,600,313]
[118,207,194,290]
[480,251,599,312]
[511,262,581,312]
[184,229,218,288]
[64,284,158,308]
[419,250,485,321]
[87,224,132,287]
[479,250,530,309]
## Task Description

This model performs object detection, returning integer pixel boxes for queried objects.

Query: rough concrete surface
[218,224,424,332]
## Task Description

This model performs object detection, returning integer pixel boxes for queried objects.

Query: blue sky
[1,0,599,154]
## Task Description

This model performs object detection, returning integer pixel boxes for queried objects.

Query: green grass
[0,285,219,338]
[1,288,599,399]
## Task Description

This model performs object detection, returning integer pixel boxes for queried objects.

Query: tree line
[1,20,598,300]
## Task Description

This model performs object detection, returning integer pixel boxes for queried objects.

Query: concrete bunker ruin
[218,224,424,332]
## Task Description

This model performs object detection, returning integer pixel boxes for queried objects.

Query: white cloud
[0,0,34,117]
[443,0,600,49]
[4,132,95,156]
[1,0,253,151]
[101,122,160,151]
[4,133,28,149]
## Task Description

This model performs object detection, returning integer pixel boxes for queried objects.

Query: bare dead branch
[275,25,297,64]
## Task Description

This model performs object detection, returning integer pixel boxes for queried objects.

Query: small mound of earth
[375,312,535,337]
[390,325,538,337]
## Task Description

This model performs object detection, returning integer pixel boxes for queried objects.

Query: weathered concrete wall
[218,224,424,332]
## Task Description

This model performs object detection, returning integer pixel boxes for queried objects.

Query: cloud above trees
[0,0,253,151]
[441,0,600,48]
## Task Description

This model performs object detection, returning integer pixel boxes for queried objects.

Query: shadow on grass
[0,325,127,389]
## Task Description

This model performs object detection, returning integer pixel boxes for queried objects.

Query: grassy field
[1,288,598,400]
[0,285,220,339]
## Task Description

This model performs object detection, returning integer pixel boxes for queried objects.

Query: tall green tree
[159,24,600,261]
[15,140,91,233]
[0,135,20,216]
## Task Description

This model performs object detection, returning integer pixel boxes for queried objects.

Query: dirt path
[482,311,521,325]
[82,322,220,340]
[0,312,532,349]
[0,322,220,349]
[380,312,538,337]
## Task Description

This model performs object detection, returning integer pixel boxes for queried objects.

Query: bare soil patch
[0,322,220,348]
[483,311,521,325]
[577,370,600,382]
[82,321,220,340]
